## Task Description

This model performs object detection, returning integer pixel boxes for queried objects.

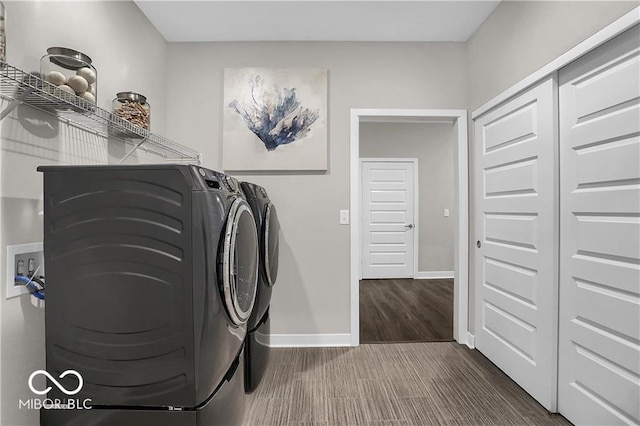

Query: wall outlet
[6,243,44,299]
[340,210,350,225]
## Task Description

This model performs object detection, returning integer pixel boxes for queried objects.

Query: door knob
[405,224,414,230]
[477,240,481,248]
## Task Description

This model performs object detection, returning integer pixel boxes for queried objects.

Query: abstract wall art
[223,68,328,171]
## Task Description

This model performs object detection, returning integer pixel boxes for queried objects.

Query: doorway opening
[360,140,454,343]
[349,109,469,347]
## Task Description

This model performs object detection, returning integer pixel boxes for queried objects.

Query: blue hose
[14,275,45,300]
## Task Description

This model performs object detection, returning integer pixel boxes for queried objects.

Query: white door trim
[472,7,639,119]
[360,158,419,279]
[350,109,469,346]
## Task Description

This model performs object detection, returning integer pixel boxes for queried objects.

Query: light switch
[444,209,450,217]
[340,210,350,225]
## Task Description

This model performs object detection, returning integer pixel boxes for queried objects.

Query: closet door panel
[474,76,558,411]
[558,24,640,426]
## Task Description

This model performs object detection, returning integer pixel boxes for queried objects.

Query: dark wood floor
[359,279,453,343]
[243,342,570,425]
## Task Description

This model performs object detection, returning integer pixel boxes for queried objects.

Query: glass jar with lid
[0,2,6,64]
[40,47,97,104]
[112,92,150,132]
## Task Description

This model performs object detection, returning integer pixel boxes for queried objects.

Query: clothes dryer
[38,165,259,426]
[240,182,280,393]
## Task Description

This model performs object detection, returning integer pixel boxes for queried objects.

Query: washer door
[223,198,259,325]
[263,203,280,287]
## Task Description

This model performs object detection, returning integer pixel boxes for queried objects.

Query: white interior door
[558,25,640,426]
[474,76,558,411]
[361,160,416,279]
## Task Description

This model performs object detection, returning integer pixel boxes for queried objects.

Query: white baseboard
[414,271,454,279]
[269,333,352,348]
[465,332,475,349]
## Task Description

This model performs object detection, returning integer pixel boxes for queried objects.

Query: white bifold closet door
[558,25,640,425]
[474,76,558,411]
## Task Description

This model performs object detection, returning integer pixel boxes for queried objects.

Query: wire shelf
[0,61,201,164]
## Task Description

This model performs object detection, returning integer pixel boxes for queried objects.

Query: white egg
[80,91,96,104]
[57,85,76,95]
[45,71,66,86]
[67,75,88,94]
[76,67,96,84]
[87,84,96,96]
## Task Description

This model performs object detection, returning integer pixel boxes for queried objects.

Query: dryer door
[223,197,259,325]
[263,203,280,287]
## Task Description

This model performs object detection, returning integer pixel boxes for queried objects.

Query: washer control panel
[191,166,242,193]
[222,175,240,193]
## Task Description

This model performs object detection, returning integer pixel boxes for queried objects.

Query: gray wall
[467,1,637,111]
[164,42,468,336]
[0,2,169,424]
[360,122,455,273]
[465,1,638,333]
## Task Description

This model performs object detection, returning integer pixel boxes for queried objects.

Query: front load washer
[38,164,259,426]
[240,181,280,393]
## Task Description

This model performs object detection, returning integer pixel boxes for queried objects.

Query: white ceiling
[134,1,501,42]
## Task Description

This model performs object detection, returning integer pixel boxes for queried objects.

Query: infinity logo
[28,370,83,396]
